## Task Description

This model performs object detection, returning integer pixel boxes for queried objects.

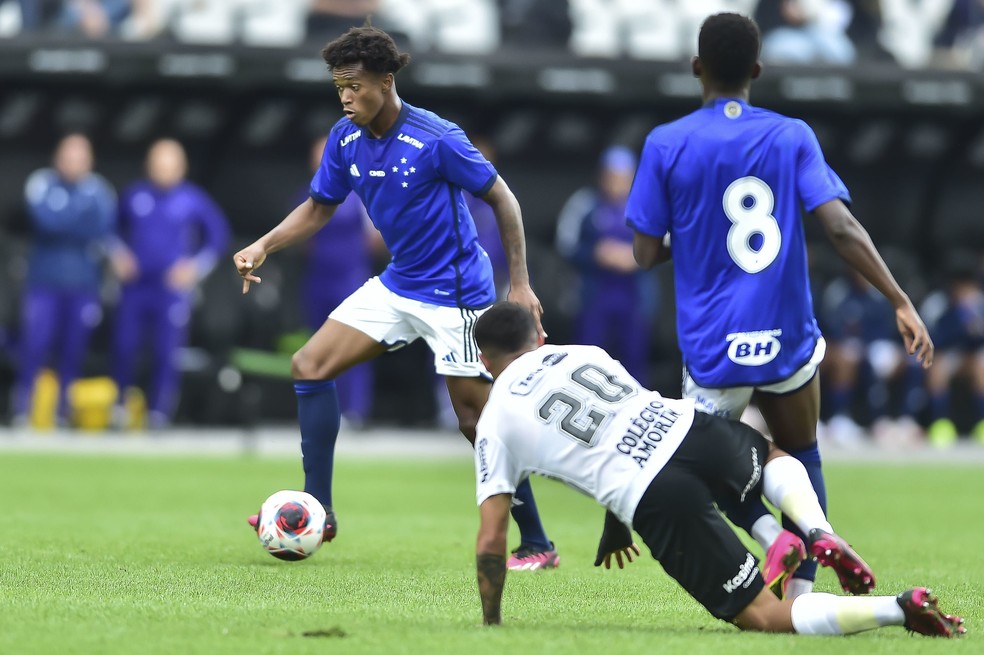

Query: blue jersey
[310,102,498,309]
[626,99,850,387]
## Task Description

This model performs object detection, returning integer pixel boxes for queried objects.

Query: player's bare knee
[734,592,795,633]
[291,348,335,381]
[733,606,776,632]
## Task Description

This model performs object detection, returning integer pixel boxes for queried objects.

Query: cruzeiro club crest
[391,157,417,188]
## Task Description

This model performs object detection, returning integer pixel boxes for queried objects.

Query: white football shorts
[683,337,826,420]
[329,277,490,378]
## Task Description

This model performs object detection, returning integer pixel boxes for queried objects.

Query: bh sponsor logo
[727,329,782,366]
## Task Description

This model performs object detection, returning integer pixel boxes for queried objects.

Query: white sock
[762,456,833,536]
[750,514,783,551]
[790,593,905,635]
[786,578,814,599]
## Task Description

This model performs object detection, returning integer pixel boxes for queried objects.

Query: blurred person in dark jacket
[756,0,856,65]
[498,0,572,49]
[818,269,925,446]
[934,0,984,69]
[922,255,984,446]
[12,134,116,428]
[109,138,230,429]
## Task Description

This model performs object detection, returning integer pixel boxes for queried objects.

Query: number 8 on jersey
[723,176,781,274]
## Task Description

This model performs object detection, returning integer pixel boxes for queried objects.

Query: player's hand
[507,284,546,339]
[597,544,641,570]
[109,247,139,282]
[234,244,267,294]
[594,510,635,567]
[166,258,198,291]
[896,303,934,368]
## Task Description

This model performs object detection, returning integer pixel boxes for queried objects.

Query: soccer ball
[256,490,327,561]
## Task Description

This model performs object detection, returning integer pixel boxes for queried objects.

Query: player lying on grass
[470,303,964,637]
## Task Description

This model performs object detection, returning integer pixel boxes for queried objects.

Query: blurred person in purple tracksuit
[465,135,508,298]
[299,135,382,428]
[555,145,657,385]
[435,134,509,429]
[109,139,230,429]
[12,134,116,427]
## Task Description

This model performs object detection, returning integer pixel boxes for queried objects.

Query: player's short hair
[698,13,761,89]
[321,26,411,76]
[474,303,537,357]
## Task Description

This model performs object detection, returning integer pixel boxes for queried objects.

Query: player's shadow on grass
[504,621,736,635]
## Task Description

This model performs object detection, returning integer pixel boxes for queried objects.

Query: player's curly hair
[321,26,411,75]
[698,13,760,89]
[474,303,538,357]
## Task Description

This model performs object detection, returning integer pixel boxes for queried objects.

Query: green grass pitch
[0,451,979,654]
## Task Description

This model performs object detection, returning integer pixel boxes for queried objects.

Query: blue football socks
[512,478,552,551]
[294,379,341,508]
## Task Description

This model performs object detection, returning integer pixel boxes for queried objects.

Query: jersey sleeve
[794,121,851,212]
[433,127,498,196]
[625,135,671,237]
[309,134,350,205]
[474,414,523,506]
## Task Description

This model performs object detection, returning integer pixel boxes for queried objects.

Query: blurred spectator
[307,0,377,43]
[465,135,508,298]
[109,138,230,429]
[300,135,382,428]
[0,0,43,33]
[845,0,896,62]
[555,145,656,386]
[499,0,571,49]
[435,133,508,429]
[879,0,954,68]
[921,255,984,446]
[933,0,984,69]
[756,0,857,65]
[377,0,496,53]
[12,134,116,428]
[57,0,130,37]
[120,0,309,46]
[818,269,924,446]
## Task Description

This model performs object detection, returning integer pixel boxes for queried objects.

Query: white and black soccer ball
[256,490,327,561]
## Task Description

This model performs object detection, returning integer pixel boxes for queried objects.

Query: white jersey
[475,344,696,527]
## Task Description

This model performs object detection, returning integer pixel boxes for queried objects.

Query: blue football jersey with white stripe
[310,102,498,308]
[626,99,850,387]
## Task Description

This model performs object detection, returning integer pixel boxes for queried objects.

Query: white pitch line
[1,427,983,464]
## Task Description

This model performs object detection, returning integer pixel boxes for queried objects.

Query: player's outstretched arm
[814,199,934,367]
[476,493,511,626]
[233,198,337,294]
[632,231,672,269]
[481,176,546,337]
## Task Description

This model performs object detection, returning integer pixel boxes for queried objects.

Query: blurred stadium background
[2,0,984,443]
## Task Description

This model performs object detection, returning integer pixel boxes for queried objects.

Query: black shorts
[632,412,770,621]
